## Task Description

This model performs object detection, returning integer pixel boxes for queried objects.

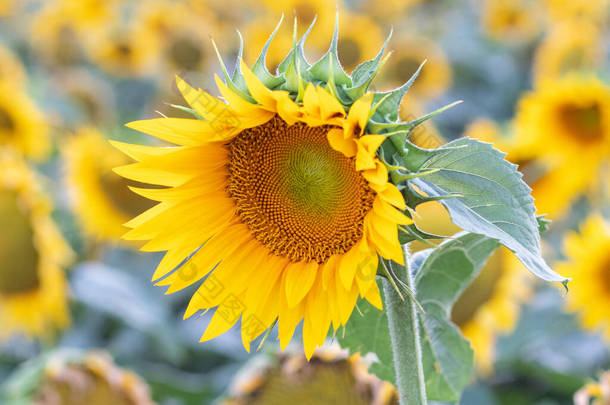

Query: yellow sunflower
[114,26,413,359]
[556,215,610,340]
[0,44,26,87]
[514,76,610,218]
[0,150,72,340]
[481,0,545,44]
[8,350,156,405]
[135,0,215,77]
[86,25,159,78]
[412,201,531,373]
[222,347,397,405]
[543,0,610,25]
[336,12,384,73]
[533,21,604,84]
[359,0,426,21]
[64,127,157,244]
[381,33,451,101]
[0,0,16,17]
[0,81,50,160]
[258,0,338,49]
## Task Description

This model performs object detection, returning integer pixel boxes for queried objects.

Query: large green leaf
[414,232,499,402]
[409,138,568,286]
[339,233,499,403]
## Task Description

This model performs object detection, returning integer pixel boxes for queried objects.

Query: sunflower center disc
[227,116,376,264]
[558,102,603,141]
[0,191,40,295]
[169,36,203,71]
[0,107,15,134]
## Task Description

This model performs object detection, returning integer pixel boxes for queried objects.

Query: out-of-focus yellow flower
[574,371,610,405]
[533,21,604,85]
[514,76,610,218]
[135,0,215,76]
[222,347,398,405]
[0,44,26,87]
[481,0,545,44]
[543,0,610,25]
[64,128,156,244]
[55,0,119,31]
[33,351,155,405]
[51,68,117,127]
[336,12,384,73]
[87,26,160,78]
[0,150,72,341]
[30,4,86,67]
[382,33,451,100]
[258,0,338,49]
[556,215,610,341]
[399,98,446,149]
[0,81,50,160]
[412,200,531,373]
[0,0,17,17]
[359,0,426,21]
[452,247,532,374]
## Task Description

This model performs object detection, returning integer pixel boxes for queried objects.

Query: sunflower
[4,350,155,405]
[0,150,72,340]
[574,371,610,405]
[64,127,157,244]
[533,21,604,84]
[114,21,413,359]
[481,0,545,44]
[555,215,610,340]
[135,0,215,77]
[543,0,610,25]
[86,25,159,78]
[514,76,610,218]
[411,201,530,373]
[336,12,384,73]
[222,346,398,405]
[0,44,26,87]
[381,33,451,101]
[0,0,16,16]
[0,80,50,160]
[359,0,426,21]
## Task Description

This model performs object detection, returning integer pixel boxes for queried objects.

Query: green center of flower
[99,171,157,219]
[0,191,40,295]
[451,249,504,327]
[558,102,603,141]
[168,36,203,70]
[0,106,15,134]
[338,38,362,71]
[227,115,375,264]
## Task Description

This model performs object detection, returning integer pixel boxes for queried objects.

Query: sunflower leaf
[413,233,499,402]
[338,233,499,402]
[408,137,569,285]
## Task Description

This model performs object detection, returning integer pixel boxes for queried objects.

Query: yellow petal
[284,261,319,308]
[303,83,321,118]
[176,75,228,122]
[366,214,404,264]
[126,118,234,146]
[240,61,277,110]
[200,294,245,342]
[327,128,357,157]
[109,140,174,162]
[363,283,383,310]
[316,86,345,120]
[214,74,269,118]
[373,197,412,225]
[376,183,406,210]
[345,92,373,138]
[338,240,365,291]
[362,161,389,186]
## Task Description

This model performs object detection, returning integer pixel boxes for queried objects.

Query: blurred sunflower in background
[481,0,545,44]
[222,347,397,405]
[0,44,26,87]
[3,350,155,405]
[556,215,610,341]
[514,76,610,218]
[533,21,605,84]
[336,12,384,73]
[381,33,451,101]
[0,151,72,340]
[0,81,50,160]
[64,127,157,245]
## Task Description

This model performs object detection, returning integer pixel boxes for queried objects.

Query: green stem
[382,244,427,405]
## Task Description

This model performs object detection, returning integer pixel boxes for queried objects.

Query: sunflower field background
[1,0,610,404]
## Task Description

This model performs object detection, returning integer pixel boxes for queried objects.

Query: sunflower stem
[382,244,427,405]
